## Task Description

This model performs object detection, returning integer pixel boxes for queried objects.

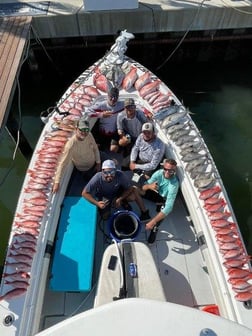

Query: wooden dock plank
[0,16,32,128]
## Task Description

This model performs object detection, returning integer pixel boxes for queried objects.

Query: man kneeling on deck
[82,159,150,221]
[142,158,179,243]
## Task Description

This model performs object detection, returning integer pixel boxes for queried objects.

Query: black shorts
[144,189,165,204]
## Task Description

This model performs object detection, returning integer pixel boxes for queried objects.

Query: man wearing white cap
[129,122,165,178]
[53,117,101,193]
[82,159,150,220]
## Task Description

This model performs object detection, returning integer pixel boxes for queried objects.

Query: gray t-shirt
[117,110,148,142]
[84,171,131,201]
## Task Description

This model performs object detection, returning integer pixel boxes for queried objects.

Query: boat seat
[50,196,97,292]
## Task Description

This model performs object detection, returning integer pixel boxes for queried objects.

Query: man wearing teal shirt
[142,158,179,243]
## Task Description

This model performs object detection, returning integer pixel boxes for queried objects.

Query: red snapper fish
[223,259,248,269]
[219,241,243,251]
[12,245,36,254]
[204,196,224,205]
[5,261,31,272]
[93,69,112,93]
[13,232,37,243]
[235,291,252,302]
[222,249,244,260]
[23,197,48,206]
[227,268,252,279]
[134,71,152,91]
[78,98,92,107]
[4,280,30,289]
[229,278,252,289]
[139,79,160,98]
[17,227,40,236]
[0,287,27,301]
[2,271,30,281]
[145,90,161,104]
[215,233,237,243]
[122,66,138,91]
[211,220,234,229]
[8,252,33,264]
[83,85,100,97]
[199,185,221,200]
[208,211,231,221]
[213,225,237,234]
[14,221,40,229]
[204,199,226,212]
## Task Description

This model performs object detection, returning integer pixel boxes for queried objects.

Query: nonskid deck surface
[40,188,216,331]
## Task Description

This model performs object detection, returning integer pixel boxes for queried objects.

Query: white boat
[1,30,252,336]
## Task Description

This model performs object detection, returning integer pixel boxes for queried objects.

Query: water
[1,41,252,266]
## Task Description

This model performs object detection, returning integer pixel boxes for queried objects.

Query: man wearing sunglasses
[53,117,101,193]
[82,159,150,221]
[142,158,179,243]
[86,87,124,152]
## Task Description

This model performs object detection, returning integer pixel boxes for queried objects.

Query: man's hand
[129,162,136,171]
[119,135,130,147]
[102,111,113,118]
[52,182,59,193]
[145,219,157,230]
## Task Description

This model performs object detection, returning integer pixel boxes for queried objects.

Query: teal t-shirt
[146,169,179,216]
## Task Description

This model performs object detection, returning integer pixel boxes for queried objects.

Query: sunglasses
[103,169,116,176]
[163,168,176,174]
[78,127,89,133]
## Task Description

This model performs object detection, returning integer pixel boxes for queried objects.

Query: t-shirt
[86,100,124,135]
[84,170,132,201]
[117,110,148,142]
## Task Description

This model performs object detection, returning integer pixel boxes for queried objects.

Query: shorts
[144,189,165,204]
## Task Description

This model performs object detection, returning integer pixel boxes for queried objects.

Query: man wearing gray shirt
[116,98,148,156]
[129,122,165,178]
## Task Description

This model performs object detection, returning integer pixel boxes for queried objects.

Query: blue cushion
[50,197,97,291]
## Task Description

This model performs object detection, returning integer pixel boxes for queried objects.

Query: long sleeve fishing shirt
[54,133,100,184]
[130,133,165,172]
[145,169,179,216]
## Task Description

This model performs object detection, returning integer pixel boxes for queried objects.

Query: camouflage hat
[124,98,136,107]
[78,117,89,129]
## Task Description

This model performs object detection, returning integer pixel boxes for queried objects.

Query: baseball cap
[78,117,89,129]
[142,122,154,132]
[102,160,116,170]
[124,98,135,108]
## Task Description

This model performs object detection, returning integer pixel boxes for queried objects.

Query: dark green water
[1,41,252,266]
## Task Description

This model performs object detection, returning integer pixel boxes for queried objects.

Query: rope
[156,0,207,70]
[0,27,31,188]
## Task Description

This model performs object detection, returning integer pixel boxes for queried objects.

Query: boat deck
[39,170,216,331]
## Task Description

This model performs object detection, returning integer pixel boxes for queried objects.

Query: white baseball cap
[142,122,154,132]
[102,160,116,170]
